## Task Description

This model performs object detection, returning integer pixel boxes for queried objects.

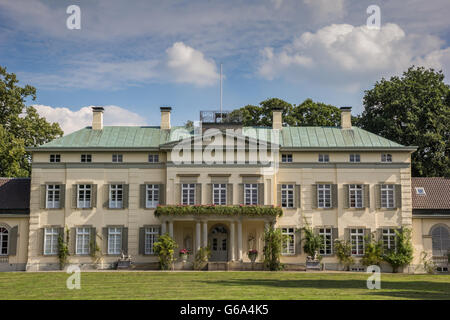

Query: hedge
[154,205,283,217]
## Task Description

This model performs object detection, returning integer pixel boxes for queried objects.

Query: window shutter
[90,227,96,254]
[72,184,78,208]
[206,183,212,205]
[58,227,65,243]
[238,184,244,204]
[102,228,108,254]
[60,184,66,209]
[344,228,350,242]
[159,184,165,205]
[377,228,383,242]
[258,183,264,205]
[313,227,320,236]
[195,184,202,205]
[311,184,317,209]
[103,184,110,209]
[375,184,381,209]
[122,227,128,254]
[276,184,282,207]
[332,228,339,254]
[343,184,349,209]
[295,229,302,255]
[226,184,233,205]
[8,225,18,256]
[123,184,129,209]
[295,185,301,208]
[38,228,45,255]
[69,227,76,255]
[364,184,370,208]
[175,183,181,205]
[332,184,338,208]
[91,184,98,208]
[395,184,402,208]
[139,227,145,255]
[364,228,371,243]
[140,184,146,208]
[40,185,46,209]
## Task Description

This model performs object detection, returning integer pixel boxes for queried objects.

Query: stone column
[161,221,167,235]
[202,221,208,248]
[168,221,174,238]
[230,221,235,261]
[196,221,201,251]
[237,220,242,261]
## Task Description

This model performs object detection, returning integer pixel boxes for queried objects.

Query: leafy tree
[333,239,354,271]
[0,66,63,177]
[153,233,178,270]
[301,224,323,258]
[263,225,287,271]
[359,66,450,177]
[229,98,295,126]
[361,234,383,267]
[291,99,342,126]
[382,228,413,273]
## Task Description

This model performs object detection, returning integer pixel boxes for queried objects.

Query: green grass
[0,271,449,300]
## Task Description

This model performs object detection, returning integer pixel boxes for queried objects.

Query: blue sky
[1,0,449,133]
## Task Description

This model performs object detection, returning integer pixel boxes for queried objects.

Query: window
[349,184,363,208]
[350,228,364,255]
[318,154,329,163]
[148,154,159,163]
[317,184,332,208]
[76,227,90,255]
[281,184,294,208]
[108,227,122,255]
[146,184,159,208]
[43,227,59,255]
[46,184,61,209]
[0,227,8,256]
[244,183,258,205]
[109,184,123,209]
[144,227,160,255]
[381,153,392,162]
[382,228,397,252]
[213,184,227,205]
[431,225,450,256]
[112,154,123,163]
[381,184,395,208]
[349,154,360,163]
[182,183,195,205]
[281,227,295,255]
[319,228,333,255]
[415,187,426,195]
[49,154,60,163]
[281,154,293,163]
[81,154,92,163]
[77,184,91,208]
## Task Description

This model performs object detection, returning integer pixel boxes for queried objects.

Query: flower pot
[248,253,257,263]
[180,253,188,262]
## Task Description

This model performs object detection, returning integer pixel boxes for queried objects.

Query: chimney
[160,107,172,130]
[340,106,352,129]
[272,107,282,130]
[92,107,104,130]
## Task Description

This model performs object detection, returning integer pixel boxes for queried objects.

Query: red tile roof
[411,177,450,209]
[0,178,30,214]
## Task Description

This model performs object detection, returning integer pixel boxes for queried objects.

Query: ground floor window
[0,227,8,255]
[144,227,160,255]
[44,227,59,255]
[281,227,295,255]
[76,227,91,255]
[108,227,122,255]
[319,228,333,255]
[431,225,450,256]
[382,228,397,252]
[350,228,364,255]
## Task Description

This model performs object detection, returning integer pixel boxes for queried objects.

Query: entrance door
[209,225,228,261]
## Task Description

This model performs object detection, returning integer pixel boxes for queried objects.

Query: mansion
[0,106,448,272]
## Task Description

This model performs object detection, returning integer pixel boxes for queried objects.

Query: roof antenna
[220,63,223,122]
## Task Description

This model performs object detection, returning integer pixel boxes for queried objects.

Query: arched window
[0,227,9,256]
[431,225,450,256]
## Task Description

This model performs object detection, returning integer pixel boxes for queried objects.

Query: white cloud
[166,42,219,86]
[33,105,147,134]
[258,23,450,90]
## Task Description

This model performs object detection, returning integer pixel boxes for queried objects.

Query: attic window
[415,187,426,195]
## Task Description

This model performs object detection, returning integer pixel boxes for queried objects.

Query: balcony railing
[154,205,282,217]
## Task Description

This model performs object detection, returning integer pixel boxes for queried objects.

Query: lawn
[0,271,449,300]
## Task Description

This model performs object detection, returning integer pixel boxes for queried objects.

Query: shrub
[57,227,69,270]
[153,234,178,270]
[361,235,383,267]
[382,228,413,273]
[302,225,323,259]
[333,239,354,271]
[263,226,287,271]
[193,246,211,270]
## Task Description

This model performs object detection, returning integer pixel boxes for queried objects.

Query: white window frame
[350,228,365,256]
[148,154,159,163]
[317,184,332,208]
[182,183,195,205]
[281,154,293,163]
[144,227,160,255]
[43,227,59,256]
[109,184,123,209]
[349,184,363,208]
[381,153,392,162]
[244,183,258,205]
[381,184,395,208]
[75,227,91,255]
[112,154,123,163]
[46,184,61,209]
[281,227,295,255]
[146,184,159,208]
[350,154,360,163]
[319,228,333,255]
[281,184,294,208]
[49,154,60,163]
[108,227,122,255]
[81,154,92,163]
[213,183,227,205]
[77,184,91,209]
[318,154,329,163]
[0,227,9,256]
[382,228,397,252]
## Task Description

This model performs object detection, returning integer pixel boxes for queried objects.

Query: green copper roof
[32,125,413,150]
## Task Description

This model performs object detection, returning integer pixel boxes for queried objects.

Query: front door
[209,225,228,261]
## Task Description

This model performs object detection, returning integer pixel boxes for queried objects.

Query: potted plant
[248,249,258,263]
[179,249,189,262]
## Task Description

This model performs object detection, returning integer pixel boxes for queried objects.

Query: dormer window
[415,187,426,195]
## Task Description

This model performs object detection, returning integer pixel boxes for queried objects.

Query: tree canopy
[0,66,63,177]
[358,66,450,177]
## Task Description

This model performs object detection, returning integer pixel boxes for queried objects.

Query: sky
[1,0,449,133]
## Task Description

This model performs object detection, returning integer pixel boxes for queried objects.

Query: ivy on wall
[154,205,283,217]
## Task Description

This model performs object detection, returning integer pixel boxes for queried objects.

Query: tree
[361,234,383,267]
[301,224,323,258]
[229,98,295,126]
[0,66,63,177]
[359,66,450,177]
[291,99,342,126]
[382,228,414,273]
[153,233,178,270]
[333,239,354,271]
[263,225,287,271]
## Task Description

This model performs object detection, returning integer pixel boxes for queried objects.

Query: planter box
[306,261,321,271]
[117,260,132,270]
